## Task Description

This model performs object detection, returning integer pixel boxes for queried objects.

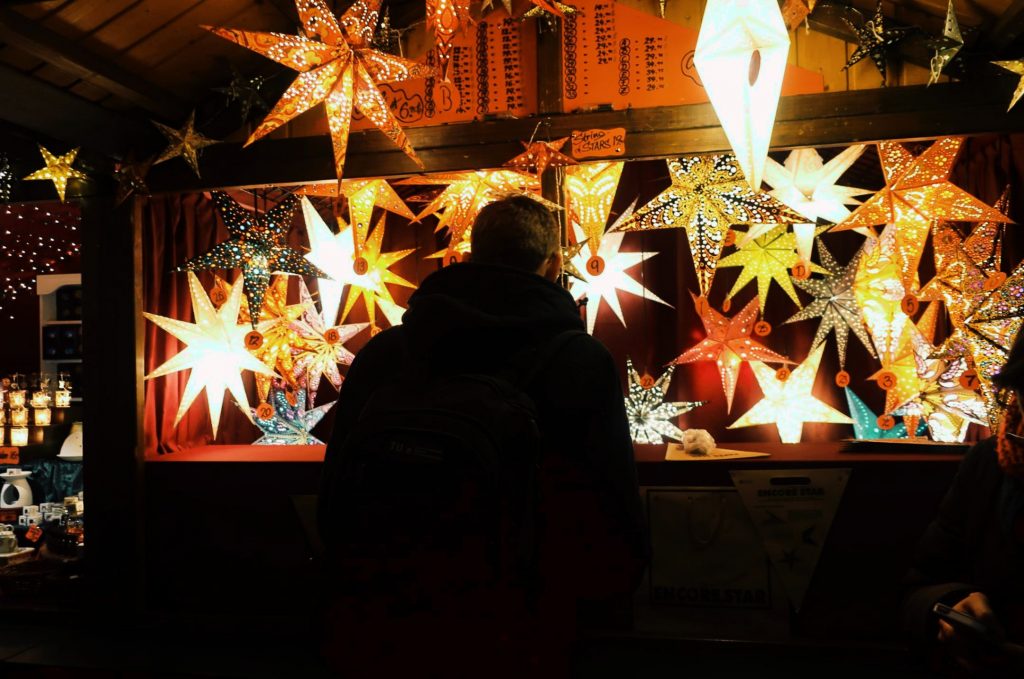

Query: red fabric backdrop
[142,136,1024,455]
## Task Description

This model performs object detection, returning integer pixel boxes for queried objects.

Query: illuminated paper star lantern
[674,293,792,412]
[426,0,472,82]
[842,2,911,84]
[300,179,416,258]
[23,146,87,203]
[152,111,219,178]
[729,344,853,443]
[113,155,153,206]
[250,381,335,446]
[719,224,827,312]
[625,358,706,444]
[212,274,309,403]
[853,223,911,363]
[964,187,1009,275]
[760,145,871,261]
[567,215,670,335]
[893,356,987,443]
[619,155,806,296]
[926,0,963,86]
[919,221,989,333]
[869,316,935,434]
[992,60,1024,111]
[398,170,549,261]
[561,239,587,281]
[786,241,876,369]
[564,161,624,259]
[845,387,914,439]
[302,197,416,330]
[205,0,436,180]
[144,272,275,438]
[834,138,1012,290]
[505,138,578,176]
[694,0,790,190]
[293,280,369,401]
[180,192,327,328]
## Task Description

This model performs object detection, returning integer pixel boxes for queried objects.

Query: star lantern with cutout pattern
[504,138,578,176]
[728,343,854,443]
[293,279,369,402]
[299,179,415,259]
[618,155,806,297]
[564,161,624,260]
[845,387,915,440]
[842,2,912,84]
[23,146,88,203]
[926,0,963,86]
[179,192,328,329]
[144,272,276,438]
[625,358,706,444]
[426,0,472,82]
[205,0,436,181]
[992,60,1024,111]
[250,380,336,445]
[852,222,913,364]
[152,111,219,178]
[674,293,793,412]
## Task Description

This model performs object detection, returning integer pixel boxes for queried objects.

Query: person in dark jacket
[902,331,1024,676]
[318,195,647,677]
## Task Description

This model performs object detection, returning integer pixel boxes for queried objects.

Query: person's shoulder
[351,325,407,364]
[555,330,615,367]
[958,436,1000,479]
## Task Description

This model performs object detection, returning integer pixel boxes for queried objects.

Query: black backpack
[324,329,585,610]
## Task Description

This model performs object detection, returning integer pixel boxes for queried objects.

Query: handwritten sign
[571,127,626,159]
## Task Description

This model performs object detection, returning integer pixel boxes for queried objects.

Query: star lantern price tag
[835,370,851,388]
[877,414,896,431]
[877,371,898,391]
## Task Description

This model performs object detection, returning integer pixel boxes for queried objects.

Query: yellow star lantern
[567,215,670,335]
[144,272,276,438]
[504,138,579,176]
[152,111,219,178]
[398,170,549,262]
[205,0,436,181]
[759,145,871,262]
[869,312,937,435]
[674,293,792,412]
[292,280,369,402]
[833,138,1013,289]
[299,179,415,258]
[719,224,827,313]
[854,223,915,364]
[302,197,415,331]
[694,0,790,190]
[23,145,87,203]
[992,60,1024,111]
[427,0,472,81]
[564,161,624,260]
[729,344,853,443]
[894,356,987,443]
[619,155,806,296]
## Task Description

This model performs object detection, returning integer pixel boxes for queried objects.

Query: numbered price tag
[791,262,810,280]
[959,369,980,391]
[586,256,606,276]
[255,402,274,420]
[834,370,850,388]
[877,371,898,391]
[324,328,340,345]
[210,287,228,307]
[353,257,369,276]
[876,414,896,431]
[721,297,732,312]
[639,373,655,389]
[754,320,772,337]
[245,330,264,351]
[775,367,791,382]
[900,294,920,316]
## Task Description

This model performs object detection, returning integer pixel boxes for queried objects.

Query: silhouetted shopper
[903,330,1024,677]
[318,196,647,677]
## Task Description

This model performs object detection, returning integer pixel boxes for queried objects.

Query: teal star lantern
[180,192,328,328]
[250,381,335,446]
[845,387,922,439]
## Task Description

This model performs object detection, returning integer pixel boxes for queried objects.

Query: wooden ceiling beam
[146,79,1024,193]
[988,0,1024,52]
[0,6,189,119]
[0,62,157,156]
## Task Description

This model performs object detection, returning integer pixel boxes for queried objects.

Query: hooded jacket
[319,262,647,594]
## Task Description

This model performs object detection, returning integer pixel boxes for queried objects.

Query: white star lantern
[144,272,275,438]
[568,208,671,335]
[694,0,791,190]
[625,359,706,444]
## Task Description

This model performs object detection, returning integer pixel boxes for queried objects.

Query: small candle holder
[54,389,71,408]
[10,427,28,447]
[8,390,25,409]
[10,407,28,427]
[30,390,50,409]
[0,407,5,426]
[33,407,51,427]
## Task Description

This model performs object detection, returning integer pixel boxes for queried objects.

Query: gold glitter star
[152,111,219,178]
[23,145,87,203]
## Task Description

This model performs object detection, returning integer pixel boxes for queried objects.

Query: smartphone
[933,603,1003,651]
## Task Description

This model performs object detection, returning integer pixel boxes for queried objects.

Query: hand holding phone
[933,602,1003,652]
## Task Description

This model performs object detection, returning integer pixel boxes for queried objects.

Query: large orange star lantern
[426,0,472,82]
[504,138,578,176]
[674,294,792,412]
[832,137,1012,290]
[205,0,436,181]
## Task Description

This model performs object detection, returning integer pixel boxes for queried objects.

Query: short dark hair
[470,195,559,272]
[994,327,1024,392]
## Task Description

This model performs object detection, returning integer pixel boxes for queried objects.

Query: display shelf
[37,273,83,401]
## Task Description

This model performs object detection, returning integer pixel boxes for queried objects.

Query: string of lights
[0,202,81,320]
